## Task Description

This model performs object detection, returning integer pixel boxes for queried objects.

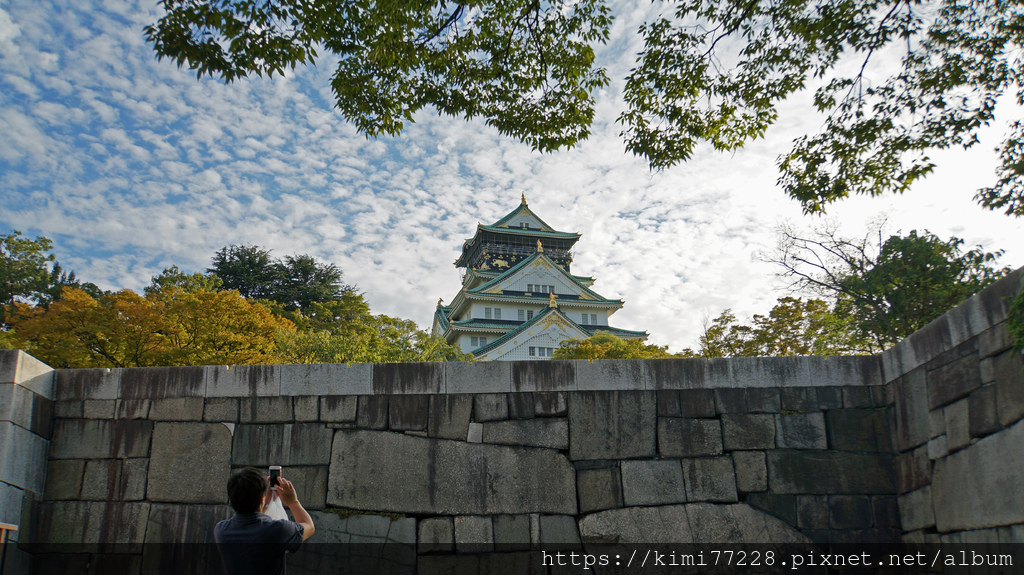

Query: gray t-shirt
[214,512,304,575]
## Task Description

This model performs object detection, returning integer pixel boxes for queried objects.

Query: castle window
[549,285,556,293]
[494,308,501,320]
[591,314,598,324]
[518,309,525,321]
[529,347,536,356]
[471,337,478,347]
[537,347,546,357]
[484,307,492,319]
[527,284,533,292]
[527,310,534,320]
[480,337,487,346]
[581,314,588,325]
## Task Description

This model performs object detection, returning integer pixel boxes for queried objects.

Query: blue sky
[2,0,1021,352]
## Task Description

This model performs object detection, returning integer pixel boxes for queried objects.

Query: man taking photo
[214,468,316,575]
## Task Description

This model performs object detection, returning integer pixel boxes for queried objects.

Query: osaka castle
[432,195,647,360]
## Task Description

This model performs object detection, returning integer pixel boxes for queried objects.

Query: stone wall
[1,267,1021,574]
[880,269,1024,544]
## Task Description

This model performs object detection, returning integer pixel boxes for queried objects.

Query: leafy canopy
[552,331,679,359]
[144,0,612,152]
[147,0,1024,215]
[766,221,1010,349]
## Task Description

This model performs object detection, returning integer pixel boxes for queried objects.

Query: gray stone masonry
[768,451,895,494]
[533,392,567,416]
[895,444,930,494]
[721,413,775,450]
[473,394,508,422]
[356,395,388,429]
[481,418,568,450]
[827,408,891,452]
[775,412,826,450]
[82,399,115,419]
[427,394,471,440]
[576,359,643,391]
[149,397,204,421]
[147,422,230,503]
[239,396,293,423]
[50,419,152,459]
[569,391,656,460]
[658,418,722,457]
[538,515,581,546]
[576,466,623,514]
[202,397,237,422]
[492,514,530,550]
[620,459,684,506]
[732,451,767,493]
[994,348,1024,426]
[320,395,357,423]
[454,515,493,552]
[682,457,737,502]
[293,395,319,421]
[419,516,454,553]
[389,395,429,431]
[231,423,333,466]
[928,353,982,409]
[44,459,84,500]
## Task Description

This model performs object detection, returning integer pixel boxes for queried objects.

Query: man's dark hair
[227,468,268,513]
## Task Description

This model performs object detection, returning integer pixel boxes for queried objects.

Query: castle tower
[433,196,647,360]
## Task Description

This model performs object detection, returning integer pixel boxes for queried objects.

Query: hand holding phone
[269,465,281,488]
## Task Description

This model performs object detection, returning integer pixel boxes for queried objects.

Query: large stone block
[328,430,576,515]
[968,384,1000,438]
[493,514,530,550]
[721,413,775,450]
[473,393,508,422]
[732,451,767,493]
[895,444,930,494]
[507,393,535,418]
[797,495,829,530]
[0,481,24,534]
[658,418,722,457]
[389,395,429,431]
[81,459,122,501]
[321,396,358,423]
[928,353,981,409]
[533,392,567,416]
[829,495,873,529]
[482,418,568,450]
[149,397,205,421]
[121,458,148,501]
[203,397,238,422]
[620,459,685,506]
[357,395,388,429]
[767,450,895,494]
[538,515,580,546]
[577,503,809,544]
[117,398,150,420]
[747,493,797,527]
[827,408,891,452]
[576,359,644,391]
[577,466,623,514]
[932,419,1024,532]
[232,423,334,467]
[994,349,1024,426]
[445,361,510,394]
[511,360,575,392]
[807,355,883,387]
[373,362,443,394]
[44,459,84,500]
[148,422,230,503]
[454,515,493,552]
[944,398,970,451]
[32,501,150,549]
[682,457,737,502]
[142,503,232,574]
[775,412,826,450]
[428,395,472,440]
[119,366,205,399]
[293,396,318,421]
[568,391,656,460]
[205,364,279,397]
[419,516,454,553]
[658,389,716,418]
[0,350,54,398]
[50,419,153,459]
[82,399,115,419]
[55,368,119,401]
[729,357,810,388]
[275,465,327,510]
[0,383,52,438]
[898,486,936,532]
[892,368,930,451]
[239,396,293,423]
[280,362,372,395]
[644,358,730,389]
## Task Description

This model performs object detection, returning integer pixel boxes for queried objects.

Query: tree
[146,265,224,294]
[1,230,100,326]
[207,245,353,311]
[207,245,279,299]
[147,1,1024,216]
[696,297,868,358]
[8,286,292,368]
[144,0,611,153]
[552,331,678,359]
[767,222,1010,349]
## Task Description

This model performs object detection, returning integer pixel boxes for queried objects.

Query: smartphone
[269,465,281,487]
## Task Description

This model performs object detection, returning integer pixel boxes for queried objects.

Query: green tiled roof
[491,203,558,231]
[581,326,648,339]
[469,252,617,304]
[477,224,580,239]
[470,307,563,357]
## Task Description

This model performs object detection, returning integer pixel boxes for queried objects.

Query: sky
[1,0,1021,352]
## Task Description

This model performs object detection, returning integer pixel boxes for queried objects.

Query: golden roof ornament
[548,292,558,308]
[521,193,527,206]
[536,239,544,253]
[437,298,444,307]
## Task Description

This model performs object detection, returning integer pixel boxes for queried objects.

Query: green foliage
[207,244,353,311]
[1007,279,1024,357]
[697,297,868,358]
[552,331,678,359]
[144,0,612,152]
[622,0,1024,215]
[0,230,101,326]
[147,0,1024,215]
[146,265,224,294]
[769,222,1010,349]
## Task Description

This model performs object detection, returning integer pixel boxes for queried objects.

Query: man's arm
[275,477,315,540]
